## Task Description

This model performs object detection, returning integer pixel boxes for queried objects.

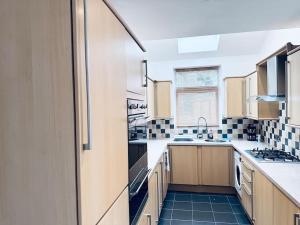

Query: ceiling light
[177,35,220,54]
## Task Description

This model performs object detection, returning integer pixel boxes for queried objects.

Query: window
[175,67,219,127]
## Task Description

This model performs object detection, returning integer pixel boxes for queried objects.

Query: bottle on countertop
[208,129,214,139]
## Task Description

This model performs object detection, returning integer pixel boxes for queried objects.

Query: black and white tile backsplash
[148,118,258,140]
[260,102,300,156]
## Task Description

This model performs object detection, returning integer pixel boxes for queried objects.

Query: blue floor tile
[193,211,214,222]
[192,202,212,212]
[193,222,215,225]
[231,204,245,214]
[227,195,240,204]
[171,220,192,225]
[159,219,171,225]
[210,195,229,204]
[212,203,233,213]
[173,201,192,210]
[175,193,192,202]
[172,210,193,220]
[214,212,237,223]
[163,200,174,209]
[160,209,172,219]
[192,194,210,203]
[166,192,175,201]
[235,213,251,224]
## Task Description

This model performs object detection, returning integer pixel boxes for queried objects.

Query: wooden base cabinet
[201,146,232,186]
[273,187,300,225]
[170,146,232,187]
[254,170,274,225]
[170,146,198,185]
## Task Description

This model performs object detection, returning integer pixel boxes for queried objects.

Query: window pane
[175,69,218,88]
[176,90,218,127]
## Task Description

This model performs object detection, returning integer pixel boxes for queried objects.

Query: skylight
[177,35,220,54]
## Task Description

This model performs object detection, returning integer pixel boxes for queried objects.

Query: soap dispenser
[208,129,214,139]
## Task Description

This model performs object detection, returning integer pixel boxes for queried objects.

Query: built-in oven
[127,99,149,225]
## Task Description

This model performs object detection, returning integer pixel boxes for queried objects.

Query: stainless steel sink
[204,139,226,143]
[173,136,194,142]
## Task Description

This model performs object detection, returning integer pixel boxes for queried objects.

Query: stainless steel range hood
[256,55,286,102]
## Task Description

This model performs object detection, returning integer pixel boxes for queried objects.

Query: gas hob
[246,148,300,163]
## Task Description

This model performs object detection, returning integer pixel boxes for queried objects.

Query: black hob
[246,148,300,163]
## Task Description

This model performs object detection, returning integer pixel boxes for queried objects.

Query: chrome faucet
[197,117,208,139]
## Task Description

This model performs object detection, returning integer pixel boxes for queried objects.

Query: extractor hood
[256,55,286,102]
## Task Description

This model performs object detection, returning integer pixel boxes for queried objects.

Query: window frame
[175,67,220,127]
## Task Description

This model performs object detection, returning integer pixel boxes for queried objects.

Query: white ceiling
[143,30,267,61]
[109,0,300,41]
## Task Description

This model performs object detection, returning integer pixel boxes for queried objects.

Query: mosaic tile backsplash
[259,102,300,157]
[148,118,258,140]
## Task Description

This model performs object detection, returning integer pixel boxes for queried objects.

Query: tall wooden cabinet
[0,0,144,225]
[0,1,77,225]
[287,48,300,126]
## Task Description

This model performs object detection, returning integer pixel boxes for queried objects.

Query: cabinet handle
[82,0,92,150]
[287,61,292,120]
[142,60,148,87]
[146,214,152,225]
[294,213,300,225]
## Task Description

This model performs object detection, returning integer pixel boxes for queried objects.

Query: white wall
[147,28,300,127]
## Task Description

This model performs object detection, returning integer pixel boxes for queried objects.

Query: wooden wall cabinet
[125,34,146,97]
[224,77,245,118]
[170,146,198,185]
[287,49,300,126]
[147,79,172,119]
[245,71,278,120]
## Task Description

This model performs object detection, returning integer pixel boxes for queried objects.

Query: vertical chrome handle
[146,214,152,225]
[294,213,300,225]
[142,60,148,87]
[82,0,92,150]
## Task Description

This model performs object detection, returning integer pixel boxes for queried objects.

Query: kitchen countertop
[147,138,300,208]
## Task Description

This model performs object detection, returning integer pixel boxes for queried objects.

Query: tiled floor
[159,191,251,225]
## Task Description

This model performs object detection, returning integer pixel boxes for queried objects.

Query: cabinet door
[201,146,231,186]
[0,1,77,225]
[162,152,170,201]
[148,172,159,225]
[224,78,244,117]
[254,170,273,225]
[170,146,198,185]
[287,50,300,126]
[273,187,300,225]
[155,81,172,118]
[249,73,258,119]
[147,79,155,119]
[125,33,145,96]
[81,1,128,224]
[154,161,163,217]
[98,188,129,225]
[136,201,151,225]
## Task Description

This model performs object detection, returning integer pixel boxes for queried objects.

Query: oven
[127,99,149,225]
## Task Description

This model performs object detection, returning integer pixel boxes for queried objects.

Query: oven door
[129,168,151,225]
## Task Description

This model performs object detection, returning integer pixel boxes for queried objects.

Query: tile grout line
[227,196,239,225]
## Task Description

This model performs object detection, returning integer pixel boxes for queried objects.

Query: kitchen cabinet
[245,71,278,120]
[79,1,129,224]
[254,170,273,225]
[273,187,300,225]
[147,79,172,119]
[125,34,146,97]
[241,157,255,221]
[224,77,245,118]
[0,1,78,225]
[98,188,129,225]
[170,146,198,185]
[162,152,170,200]
[201,146,232,186]
[287,48,300,126]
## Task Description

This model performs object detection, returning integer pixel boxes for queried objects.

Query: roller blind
[175,67,219,127]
